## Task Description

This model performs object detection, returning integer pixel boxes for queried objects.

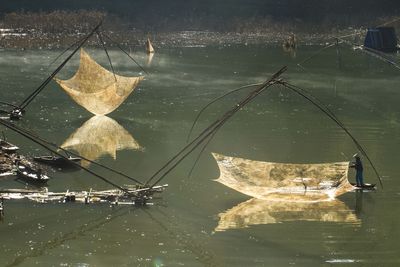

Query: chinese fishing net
[55,49,144,115]
[213,153,355,202]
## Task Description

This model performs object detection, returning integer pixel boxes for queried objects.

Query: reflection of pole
[355,190,363,216]
[143,208,223,266]
[335,38,342,69]
[0,198,4,220]
[5,207,127,266]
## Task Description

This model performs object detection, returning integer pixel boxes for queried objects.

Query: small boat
[33,155,81,168]
[350,183,376,190]
[0,139,19,153]
[16,162,49,184]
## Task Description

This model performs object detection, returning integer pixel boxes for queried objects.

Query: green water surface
[0,44,400,266]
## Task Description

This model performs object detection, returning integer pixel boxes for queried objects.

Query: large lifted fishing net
[213,153,354,202]
[55,49,144,115]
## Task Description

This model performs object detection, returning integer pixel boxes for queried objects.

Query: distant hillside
[1,0,400,31]
[1,0,399,49]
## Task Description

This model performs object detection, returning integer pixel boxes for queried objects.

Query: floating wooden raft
[0,184,168,205]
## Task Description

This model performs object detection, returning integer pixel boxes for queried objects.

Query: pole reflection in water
[61,115,143,166]
[216,198,360,231]
[147,52,154,67]
[355,190,364,216]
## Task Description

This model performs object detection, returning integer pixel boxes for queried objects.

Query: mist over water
[1,45,400,266]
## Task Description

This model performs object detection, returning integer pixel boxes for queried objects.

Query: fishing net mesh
[213,153,354,202]
[55,49,144,115]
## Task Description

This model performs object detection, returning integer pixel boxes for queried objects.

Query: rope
[297,42,337,69]
[279,81,383,188]
[186,83,263,142]
[102,33,149,75]
[46,34,88,69]
[96,30,117,82]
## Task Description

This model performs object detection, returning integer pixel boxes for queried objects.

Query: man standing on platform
[351,153,364,187]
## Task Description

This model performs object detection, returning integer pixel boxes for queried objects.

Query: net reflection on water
[61,115,143,166]
[216,198,360,231]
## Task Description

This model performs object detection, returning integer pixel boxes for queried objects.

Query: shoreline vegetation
[0,10,397,49]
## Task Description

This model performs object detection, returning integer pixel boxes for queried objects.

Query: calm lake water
[1,44,400,266]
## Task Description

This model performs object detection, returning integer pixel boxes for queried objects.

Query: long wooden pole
[18,20,103,111]
[147,66,287,187]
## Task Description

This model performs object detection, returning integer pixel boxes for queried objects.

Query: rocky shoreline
[0,27,365,50]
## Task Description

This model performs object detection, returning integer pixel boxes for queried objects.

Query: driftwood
[0,184,168,205]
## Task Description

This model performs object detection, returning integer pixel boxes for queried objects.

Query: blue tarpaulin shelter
[364,27,398,52]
